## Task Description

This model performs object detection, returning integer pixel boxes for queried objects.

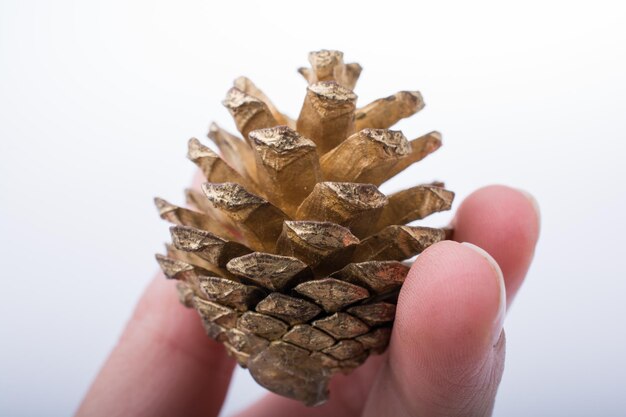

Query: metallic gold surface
[175,282,195,308]
[198,276,264,312]
[201,182,287,252]
[296,182,387,238]
[233,76,294,128]
[376,185,454,232]
[255,293,322,325]
[248,342,330,406]
[319,128,410,185]
[386,131,443,179]
[294,278,370,313]
[282,324,336,351]
[249,126,321,216]
[322,339,365,360]
[237,311,289,339]
[187,138,257,192]
[207,122,259,181]
[296,81,357,154]
[170,225,251,267]
[312,312,369,339]
[155,197,213,231]
[298,50,362,89]
[332,261,410,294]
[353,225,447,262]
[354,91,425,131]
[222,87,278,141]
[166,243,232,280]
[194,297,238,329]
[276,221,359,274]
[347,302,396,326]
[154,50,453,406]
[226,252,310,291]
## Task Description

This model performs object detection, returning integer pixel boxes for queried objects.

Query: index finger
[75,276,235,417]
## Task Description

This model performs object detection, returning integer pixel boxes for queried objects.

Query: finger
[453,185,540,306]
[75,275,236,417]
[363,241,507,417]
[235,354,386,417]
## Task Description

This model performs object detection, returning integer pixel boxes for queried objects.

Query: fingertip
[453,185,540,304]
[460,242,506,345]
[393,240,505,371]
[516,188,542,232]
[454,185,540,243]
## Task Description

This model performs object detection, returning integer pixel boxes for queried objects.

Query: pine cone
[155,50,454,406]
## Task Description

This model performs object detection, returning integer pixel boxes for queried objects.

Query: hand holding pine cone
[155,50,454,405]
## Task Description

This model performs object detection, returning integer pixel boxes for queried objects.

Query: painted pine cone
[155,50,454,405]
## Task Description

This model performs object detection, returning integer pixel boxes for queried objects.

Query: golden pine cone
[155,50,454,406]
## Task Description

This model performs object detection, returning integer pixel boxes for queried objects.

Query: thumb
[363,241,506,417]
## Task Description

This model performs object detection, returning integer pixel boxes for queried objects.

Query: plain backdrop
[1,1,625,416]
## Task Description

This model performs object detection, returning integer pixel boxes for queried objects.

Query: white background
[1,1,625,416]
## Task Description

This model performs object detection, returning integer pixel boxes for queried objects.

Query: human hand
[76,185,540,417]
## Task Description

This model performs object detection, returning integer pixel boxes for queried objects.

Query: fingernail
[517,188,541,232]
[461,242,506,345]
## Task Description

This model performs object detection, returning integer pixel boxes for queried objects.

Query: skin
[76,185,540,417]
